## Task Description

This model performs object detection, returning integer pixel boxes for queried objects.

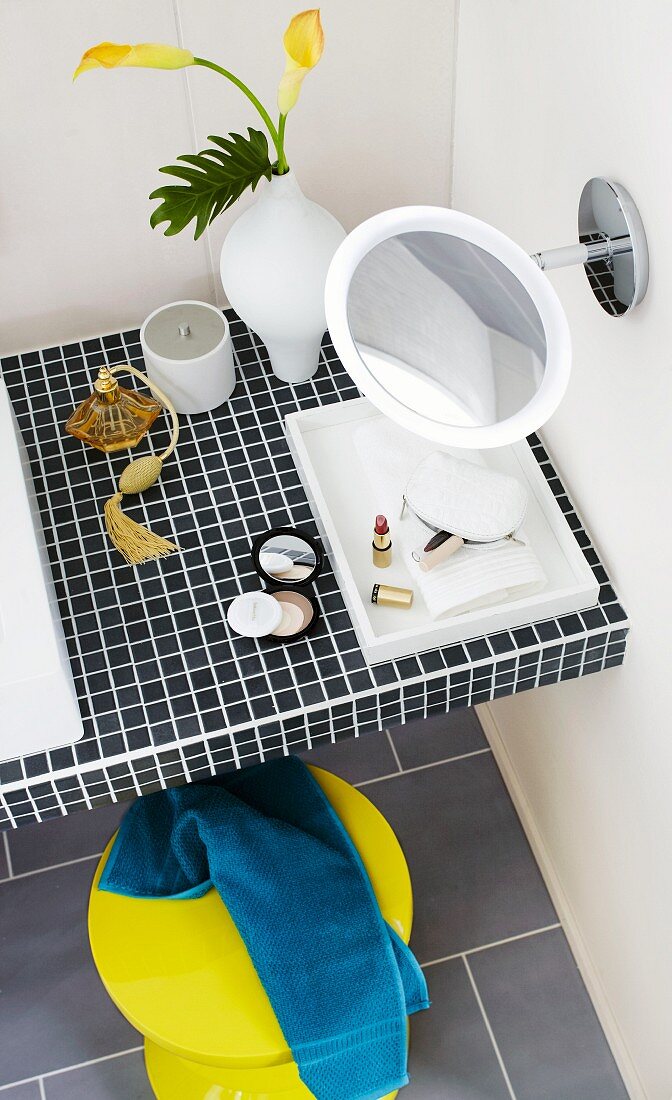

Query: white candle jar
[140,301,235,415]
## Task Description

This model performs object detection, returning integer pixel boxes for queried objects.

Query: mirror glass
[257,533,318,584]
[346,231,547,430]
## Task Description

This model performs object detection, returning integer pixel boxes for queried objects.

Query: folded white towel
[353,417,546,619]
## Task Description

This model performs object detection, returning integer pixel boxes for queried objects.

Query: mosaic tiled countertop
[0,314,628,827]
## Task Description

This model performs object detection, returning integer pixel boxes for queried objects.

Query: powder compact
[227,527,323,643]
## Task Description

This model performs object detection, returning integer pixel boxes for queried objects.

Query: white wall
[0,0,455,354]
[453,3,672,1097]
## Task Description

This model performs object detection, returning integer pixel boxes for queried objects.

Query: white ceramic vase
[220,172,346,385]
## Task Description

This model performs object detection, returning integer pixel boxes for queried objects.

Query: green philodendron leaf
[149,128,273,239]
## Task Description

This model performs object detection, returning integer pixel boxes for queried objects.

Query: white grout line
[355,746,491,788]
[0,745,494,883]
[170,0,218,305]
[463,955,518,1100]
[420,922,562,969]
[2,831,13,878]
[0,620,624,802]
[448,0,461,206]
[0,851,102,886]
[0,1046,144,1092]
[384,728,404,773]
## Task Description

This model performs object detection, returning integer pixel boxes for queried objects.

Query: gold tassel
[104,455,179,566]
[104,491,179,566]
[66,362,182,567]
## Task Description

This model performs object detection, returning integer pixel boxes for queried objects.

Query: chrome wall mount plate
[578,177,648,315]
[532,177,649,316]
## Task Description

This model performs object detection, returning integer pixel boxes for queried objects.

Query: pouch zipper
[400,494,525,547]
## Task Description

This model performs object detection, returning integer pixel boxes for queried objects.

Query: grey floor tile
[300,729,398,784]
[405,958,510,1098]
[364,754,557,961]
[0,860,140,1086]
[388,708,487,769]
[469,927,629,1100]
[44,1050,151,1100]
[8,800,132,876]
[0,1085,42,1098]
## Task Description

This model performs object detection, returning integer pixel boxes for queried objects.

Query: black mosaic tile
[0,317,628,825]
[489,631,516,654]
[512,625,537,649]
[535,619,562,642]
[604,602,628,624]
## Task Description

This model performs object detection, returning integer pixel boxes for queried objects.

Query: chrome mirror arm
[531,234,632,272]
[528,177,648,315]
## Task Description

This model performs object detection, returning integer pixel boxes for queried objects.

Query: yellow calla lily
[277,9,324,114]
[73,42,194,81]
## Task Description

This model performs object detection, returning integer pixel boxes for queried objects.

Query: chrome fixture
[531,177,648,315]
[324,179,647,451]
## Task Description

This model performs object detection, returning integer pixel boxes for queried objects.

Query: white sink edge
[0,377,84,764]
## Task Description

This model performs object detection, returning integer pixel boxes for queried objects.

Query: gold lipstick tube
[372,529,392,568]
[371,583,413,609]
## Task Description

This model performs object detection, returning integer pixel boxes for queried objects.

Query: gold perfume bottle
[65,365,161,452]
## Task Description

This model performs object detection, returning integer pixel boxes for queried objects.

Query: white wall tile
[0,0,213,353]
[176,0,456,305]
[1,0,456,350]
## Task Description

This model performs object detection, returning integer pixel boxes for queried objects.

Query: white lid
[141,301,228,362]
[227,592,283,638]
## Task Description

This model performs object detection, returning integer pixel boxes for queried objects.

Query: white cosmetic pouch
[402,451,528,544]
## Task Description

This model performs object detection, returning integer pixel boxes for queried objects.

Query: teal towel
[99,756,429,1100]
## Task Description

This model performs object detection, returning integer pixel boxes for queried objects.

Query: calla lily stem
[193,57,289,173]
[276,114,289,174]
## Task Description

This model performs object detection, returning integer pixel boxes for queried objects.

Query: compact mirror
[325,207,572,449]
[227,527,323,644]
[254,528,321,587]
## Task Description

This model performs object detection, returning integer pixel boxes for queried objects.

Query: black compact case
[250,526,324,643]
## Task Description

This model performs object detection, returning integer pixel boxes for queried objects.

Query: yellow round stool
[88,766,414,1100]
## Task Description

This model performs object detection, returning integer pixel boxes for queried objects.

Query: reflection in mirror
[259,534,317,582]
[346,231,547,429]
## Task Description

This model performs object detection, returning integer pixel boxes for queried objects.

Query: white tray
[285,398,599,664]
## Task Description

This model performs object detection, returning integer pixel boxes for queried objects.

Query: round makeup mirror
[325,207,572,449]
[254,528,321,586]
